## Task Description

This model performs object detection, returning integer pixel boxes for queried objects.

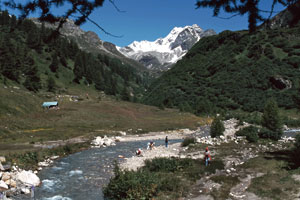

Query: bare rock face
[270,76,292,90]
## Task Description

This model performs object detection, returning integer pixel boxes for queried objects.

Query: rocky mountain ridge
[260,1,300,29]
[117,24,216,72]
[31,18,147,71]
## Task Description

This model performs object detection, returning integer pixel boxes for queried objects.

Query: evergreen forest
[0,10,149,101]
[143,25,300,113]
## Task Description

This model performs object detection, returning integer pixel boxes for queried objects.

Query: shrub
[104,158,226,200]
[103,168,159,200]
[103,159,192,200]
[144,158,194,173]
[12,151,39,169]
[292,134,300,168]
[205,159,225,174]
[145,158,178,172]
[295,134,300,150]
[282,118,300,128]
[181,137,196,147]
[210,117,225,138]
[259,128,282,141]
[261,99,283,140]
[261,99,282,131]
[236,126,259,143]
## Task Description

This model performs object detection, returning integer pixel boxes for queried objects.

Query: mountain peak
[117,24,215,72]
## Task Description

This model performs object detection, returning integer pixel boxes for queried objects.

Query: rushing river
[10,128,299,200]
[13,139,181,200]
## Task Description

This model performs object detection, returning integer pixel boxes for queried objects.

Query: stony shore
[1,118,298,199]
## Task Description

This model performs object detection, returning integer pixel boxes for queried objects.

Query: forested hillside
[143,25,300,113]
[0,11,149,101]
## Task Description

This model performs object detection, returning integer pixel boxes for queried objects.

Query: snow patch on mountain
[117,24,215,71]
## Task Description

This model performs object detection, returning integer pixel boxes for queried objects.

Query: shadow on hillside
[264,149,300,170]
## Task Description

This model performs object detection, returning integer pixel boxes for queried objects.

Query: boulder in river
[16,170,40,187]
[91,136,116,148]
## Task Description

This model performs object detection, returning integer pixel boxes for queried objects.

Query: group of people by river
[135,136,212,166]
[136,136,169,156]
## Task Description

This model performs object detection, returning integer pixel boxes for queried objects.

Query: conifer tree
[196,0,298,33]
[23,65,41,92]
[73,53,85,83]
[261,98,282,132]
[210,117,225,138]
[47,76,56,92]
[49,53,59,72]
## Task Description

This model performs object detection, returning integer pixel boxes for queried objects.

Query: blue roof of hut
[42,102,58,107]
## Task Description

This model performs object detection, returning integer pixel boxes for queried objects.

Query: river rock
[2,163,11,171]
[91,136,116,147]
[91,136,104,146]
[279,136,295,143]
[0,162,4,171]
[119,131,126,136]
[103,137,114,146]
[4,179,12,187]
[38,161,50,167]
[292,174,300,182]
[115,136,123,142]
[9,179,16,188]
[50,156,59,160]
[1,173,11,182]
[16,170,40,186]
[0,180,8,190]
[0,157,6,163]
[21,187,30,194]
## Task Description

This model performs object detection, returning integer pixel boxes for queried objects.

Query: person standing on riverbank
[204,147,211,166]
[165,136,168,148]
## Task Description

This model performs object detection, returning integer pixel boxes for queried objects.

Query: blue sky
[6,0,286,47]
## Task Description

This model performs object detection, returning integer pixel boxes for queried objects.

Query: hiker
[165,136,168,148]
[136,148,142,156]
[204,147,211,166]
[149,141,155,150]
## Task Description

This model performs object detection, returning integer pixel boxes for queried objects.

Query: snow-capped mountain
[117,24,216,71]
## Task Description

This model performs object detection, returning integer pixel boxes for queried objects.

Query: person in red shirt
[204,147,211,166]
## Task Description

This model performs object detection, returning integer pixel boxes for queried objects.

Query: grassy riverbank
[104,157,224,200]
[104,138,300,200]
[4,142,91,170]
[0,85,204,149]
[0,84,207,169]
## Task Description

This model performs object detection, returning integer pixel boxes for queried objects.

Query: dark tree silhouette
[2,0,122,37]
[196,0,299,33]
